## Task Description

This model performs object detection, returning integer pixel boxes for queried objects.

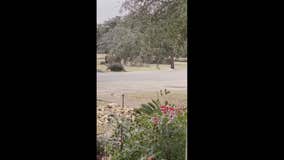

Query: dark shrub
[107,63,126,72]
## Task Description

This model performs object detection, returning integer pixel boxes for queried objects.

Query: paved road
[97,69,187,96]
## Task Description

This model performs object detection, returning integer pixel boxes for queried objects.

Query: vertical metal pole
[122,94,125,108]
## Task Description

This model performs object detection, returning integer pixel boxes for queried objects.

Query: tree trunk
[170,55,175,69]
[156,57,160,69]
[116,56,122,64]
[123,57,127,65]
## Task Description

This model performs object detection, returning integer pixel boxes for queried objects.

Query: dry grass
[97,90,187,109]
[124,90,187,107]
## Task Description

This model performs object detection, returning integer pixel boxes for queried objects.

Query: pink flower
[168,110,176,123]
[160,106,168,114]
[152,116,160,126]
[160,105,177,123]
[168,107,175,112]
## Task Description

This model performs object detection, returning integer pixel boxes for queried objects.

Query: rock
[107,103,119,108]
[97,103,136,138]
[102,115,108,119]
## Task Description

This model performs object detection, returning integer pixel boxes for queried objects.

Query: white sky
[97,0,125,24]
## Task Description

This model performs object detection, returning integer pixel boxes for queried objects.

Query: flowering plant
[107,90,187,160]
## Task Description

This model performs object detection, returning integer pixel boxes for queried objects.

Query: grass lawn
[97,90,187,109]
[125,90,187,107]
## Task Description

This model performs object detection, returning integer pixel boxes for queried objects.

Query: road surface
[97,69,187,95]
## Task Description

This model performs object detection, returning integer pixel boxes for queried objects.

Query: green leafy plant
[107,89,187,160]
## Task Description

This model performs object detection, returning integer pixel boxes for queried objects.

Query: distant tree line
[97,0,187,69]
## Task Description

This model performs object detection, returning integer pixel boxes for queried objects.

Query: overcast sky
[97,0,125,24]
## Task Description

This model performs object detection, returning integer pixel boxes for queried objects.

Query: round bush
[107,63,126,72]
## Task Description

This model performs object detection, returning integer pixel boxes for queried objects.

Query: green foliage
[97,136,108,156]
[96,0,187,68]
[121,0,187,56]
[106,89,187,160]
